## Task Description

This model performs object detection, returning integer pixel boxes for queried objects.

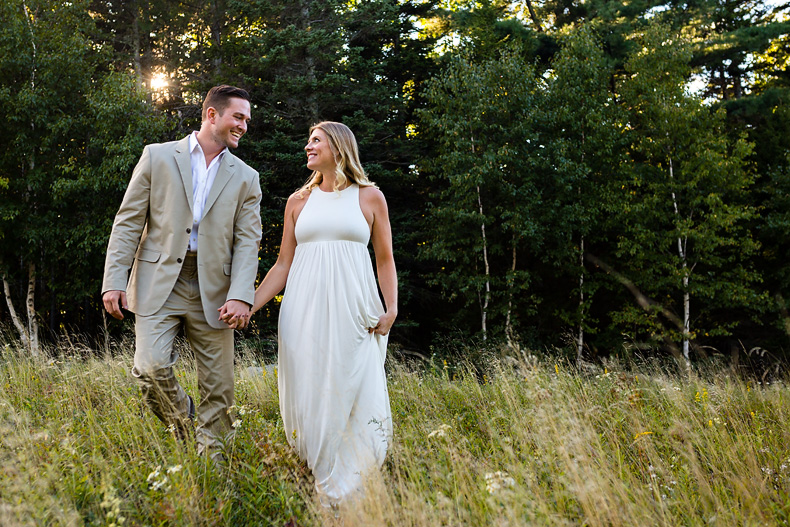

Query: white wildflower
[232,419,242,428]
[428,424,451,439]
[150,477,169,491]
[485,471,516,494]
[146,466,162,483]
[166,464,182,474]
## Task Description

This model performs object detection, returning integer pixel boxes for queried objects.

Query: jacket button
[186,228,191,233]
[177,258,182,263]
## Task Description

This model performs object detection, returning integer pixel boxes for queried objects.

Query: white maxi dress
[278,183,392,503]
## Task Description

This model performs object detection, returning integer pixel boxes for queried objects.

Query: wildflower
[232,419,242,428]
[100,485,126,527]
[708,419,713,427]
[166,465,182,474]
[147,465,169,491]
[146,466,162,483]
[633,431,653,440]
[150,478,169,491]
[673,386,681,391]
[554,364,559,375]
[485,471,516,494]
[428,424,451,438]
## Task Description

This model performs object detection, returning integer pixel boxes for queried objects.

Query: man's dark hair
[202,85,250,120]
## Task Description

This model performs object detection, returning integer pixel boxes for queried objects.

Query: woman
[240,122,397,504]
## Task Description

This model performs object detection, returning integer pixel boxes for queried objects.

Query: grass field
[0,335,789,526]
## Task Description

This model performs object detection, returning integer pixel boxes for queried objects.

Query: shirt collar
[188,131,228,161]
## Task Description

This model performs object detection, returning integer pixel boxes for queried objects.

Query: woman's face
[305,128,336,173]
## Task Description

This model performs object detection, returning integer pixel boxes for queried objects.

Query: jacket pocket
[223,263,232,276]
[135,248,161,263]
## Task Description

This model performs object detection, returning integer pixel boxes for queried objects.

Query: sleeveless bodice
[294,184,370,245]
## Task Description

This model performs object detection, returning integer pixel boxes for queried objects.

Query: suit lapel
[203,153,234,218]
[174,136,194,214]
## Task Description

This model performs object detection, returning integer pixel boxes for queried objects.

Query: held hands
[369,310,397,336]
[218,299,252,329]
[102,290,128,320]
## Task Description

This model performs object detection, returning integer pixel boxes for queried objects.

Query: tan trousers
[132,254,234,454]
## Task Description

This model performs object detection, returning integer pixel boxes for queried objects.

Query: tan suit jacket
[102,136,262,329]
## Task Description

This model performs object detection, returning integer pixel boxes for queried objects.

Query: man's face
[208,97,251,149]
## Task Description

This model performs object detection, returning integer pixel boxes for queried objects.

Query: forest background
[1,0,789,368]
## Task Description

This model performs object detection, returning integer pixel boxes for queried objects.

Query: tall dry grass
[0,334,788,526]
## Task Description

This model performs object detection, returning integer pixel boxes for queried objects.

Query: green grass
[0,336,789,526]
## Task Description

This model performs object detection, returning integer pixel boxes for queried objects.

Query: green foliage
[0,0,170,332]
[419,44,542,335]
[533,26,627,350]
[612,23,768,348]
[1,0,788,357]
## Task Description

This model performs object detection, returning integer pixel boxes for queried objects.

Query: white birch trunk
[576,135,586,364]
[669,156,691,362]
[16,2,40,355]
[477,184,490,341]
[26,262,40,356]
[22,1,36,89]
[3,276,30,349]
[505,236,516,348]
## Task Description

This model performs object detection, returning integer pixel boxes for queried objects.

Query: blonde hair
[297,121,377,196]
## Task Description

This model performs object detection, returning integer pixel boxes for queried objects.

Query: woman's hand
[218,300,251,329]
[369,310,397,336]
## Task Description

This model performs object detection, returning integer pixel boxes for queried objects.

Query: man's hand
[102,290,128,320]
[218,299,252,329]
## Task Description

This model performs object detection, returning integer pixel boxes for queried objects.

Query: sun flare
[150,74,168,91]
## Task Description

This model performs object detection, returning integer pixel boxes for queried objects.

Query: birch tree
[419,48,542,341]
[0,0,168,348]
[538,27,626,363]
[614,23,766,361]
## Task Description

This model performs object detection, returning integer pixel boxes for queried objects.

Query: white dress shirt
[188,131,227,252]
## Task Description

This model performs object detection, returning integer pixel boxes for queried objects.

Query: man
[102,85,261,459]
